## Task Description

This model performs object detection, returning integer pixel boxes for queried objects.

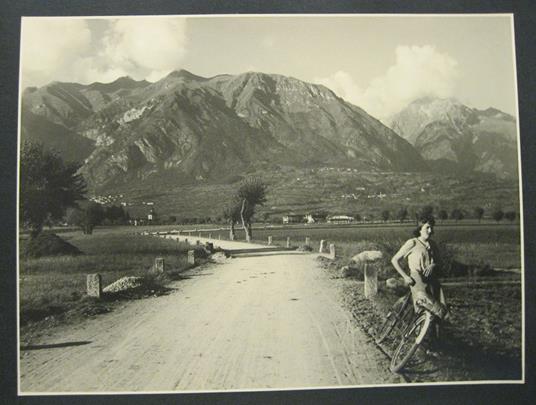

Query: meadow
[19,229,195,327]
[189,222,522,273]
[18,221,522,333]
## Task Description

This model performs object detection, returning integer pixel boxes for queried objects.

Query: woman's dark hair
[412,216,436,237]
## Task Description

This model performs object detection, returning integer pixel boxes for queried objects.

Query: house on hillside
[148,208,157,222]
[282,214,305,224]
[305,213,327,224]
[327,215,355,224]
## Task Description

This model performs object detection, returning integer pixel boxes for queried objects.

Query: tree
[381,209,390,222]
[450,208,464,222]
[474,207,485,223]
[419,205,435,222]
[105,205,128,225]
[397,207,408,223]
[66,202,104,234]
[223,199,241,241]
[438,210,448,222]
[492,209,505,222]
[20,141,86,237]
[504,211,516,222]
[237,177,267,242]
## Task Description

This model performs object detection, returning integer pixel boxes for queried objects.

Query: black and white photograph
[10,10,530,399]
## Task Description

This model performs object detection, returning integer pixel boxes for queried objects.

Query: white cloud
[103,19,187,73]
[21,17,188,88]
[314,71,364,105]
[21,19,92,86]
[315,45,459,119]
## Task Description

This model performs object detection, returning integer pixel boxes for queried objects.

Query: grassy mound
[22,232,82,258]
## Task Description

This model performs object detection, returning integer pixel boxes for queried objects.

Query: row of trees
[66,203,131,234]
[374,205,517,223]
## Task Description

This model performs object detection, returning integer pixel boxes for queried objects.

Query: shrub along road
[19,239,401,393]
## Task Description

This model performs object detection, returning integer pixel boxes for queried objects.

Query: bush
[22,232,82,258]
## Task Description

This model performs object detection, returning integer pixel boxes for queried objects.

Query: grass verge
[324,260,522,382]
[19,229,207,337]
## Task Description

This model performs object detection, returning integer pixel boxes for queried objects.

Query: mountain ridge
[388,97,518,178]
[22,70,429,194]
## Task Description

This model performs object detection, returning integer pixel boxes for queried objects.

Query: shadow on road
[21,341,92,351]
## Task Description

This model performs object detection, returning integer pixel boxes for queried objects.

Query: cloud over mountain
[315,45,459,120]
[21,17,188,88]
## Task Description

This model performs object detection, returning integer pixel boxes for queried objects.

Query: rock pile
[103,276,144,293]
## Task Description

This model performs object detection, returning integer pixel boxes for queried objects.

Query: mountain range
[20,70,519,216]
[388,97,518,178]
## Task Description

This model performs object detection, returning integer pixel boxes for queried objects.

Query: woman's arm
[391,239,415,286]
[422,240,441,278]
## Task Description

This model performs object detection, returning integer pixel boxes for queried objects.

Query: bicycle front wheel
[375,296,410,344]
[390,313,431,373]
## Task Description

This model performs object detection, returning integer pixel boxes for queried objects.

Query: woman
[391,217,446,314]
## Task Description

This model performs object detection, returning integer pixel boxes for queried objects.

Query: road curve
[20,242,400,393]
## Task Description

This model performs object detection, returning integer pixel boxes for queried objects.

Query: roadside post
[287,237,291,248]
[319,240,325,253]
[154,257,165,273]
[87,274,102,299]
[352,250,383,299]
[329,244,336,260]
[305,237,310,247]
[268,236,272,245]
[188,250,196,265]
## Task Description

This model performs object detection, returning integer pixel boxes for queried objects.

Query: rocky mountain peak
[389,96,518,179]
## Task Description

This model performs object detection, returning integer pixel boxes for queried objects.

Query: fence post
[209,233,212,239]
[329,244,336,260]
[188,250,196,265]
[268,236,272,245]
[305,237,310,247]
[287,237,291,248]
[352,250,383,299]
[87,274,102,298]
[154,257,165,273]
[319,240,325,253]
[364,263,378,299]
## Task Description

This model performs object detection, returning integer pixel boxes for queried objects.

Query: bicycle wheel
[390,312,432,373]
[375,295,411,344]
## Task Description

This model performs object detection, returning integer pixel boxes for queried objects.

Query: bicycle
[375,279,448,373]
[375,290,413,345]
[389,291,448,373]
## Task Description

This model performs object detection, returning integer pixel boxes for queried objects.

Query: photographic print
[17,14,523,394]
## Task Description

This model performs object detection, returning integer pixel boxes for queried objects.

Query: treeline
[371,205,518,223]
[65,202,130,234]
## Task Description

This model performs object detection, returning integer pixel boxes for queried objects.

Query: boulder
[352,250,383,263]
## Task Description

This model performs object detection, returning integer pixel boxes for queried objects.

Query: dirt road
[20,240,400,393]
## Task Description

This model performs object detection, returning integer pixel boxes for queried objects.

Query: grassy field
[19,228,197,328]
[180,222,522,273]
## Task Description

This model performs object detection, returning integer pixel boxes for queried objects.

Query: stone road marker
[87,274,102,298]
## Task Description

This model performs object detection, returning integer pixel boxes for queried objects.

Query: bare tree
[237,178,267,242]
[223,200,241,241]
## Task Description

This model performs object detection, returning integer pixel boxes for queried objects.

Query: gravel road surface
[20,239,400,393]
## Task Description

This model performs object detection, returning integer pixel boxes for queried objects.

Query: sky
[20,15,517,119]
